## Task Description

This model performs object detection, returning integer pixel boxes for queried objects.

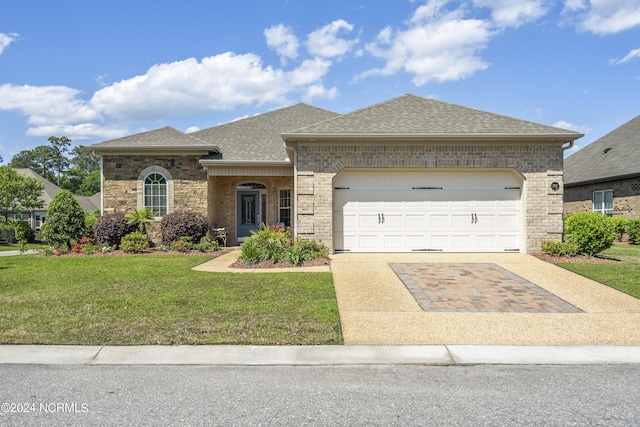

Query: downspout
[561,140,574,151]
[285,144,298,238]
[98,155,104,215]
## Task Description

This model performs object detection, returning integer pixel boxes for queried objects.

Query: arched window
[144,173,168,216]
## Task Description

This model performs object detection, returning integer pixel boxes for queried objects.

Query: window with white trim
[144,173,168,216]
[279,189,291,227]
[593,190,613,216]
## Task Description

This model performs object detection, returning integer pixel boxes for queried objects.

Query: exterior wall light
[551,182,560,191]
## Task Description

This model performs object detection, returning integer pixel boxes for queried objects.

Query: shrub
[93,212,136,248]
[72,236,93,253]
[119,232,150,253]
[84,210,100,240]
[0,223,17,244]
[541,240,579,258]
[239,239,265,265]
[160,211,209,245]
[627,219,640,245]
[610,217,629,241]
[170,236,193,252]
[194,236,219,252]
[9,219,36,243]
[41,190,86,250]
[564,212,617,257]
[240,224,330,266]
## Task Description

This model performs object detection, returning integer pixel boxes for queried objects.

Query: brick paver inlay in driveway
[389,263,582,313]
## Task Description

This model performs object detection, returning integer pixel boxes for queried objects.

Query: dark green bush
[540,240,578,258]
[0,224,16,243]
[9,219,35,243]
[160,211,209,244]
[119,232,150,253]
[93,212,136,248]
[41,190,86,249]
[170,236,193,252]
[610,217,629,241]
[627,219,640,245]
[564,212,617,257]
[84,210,100,240]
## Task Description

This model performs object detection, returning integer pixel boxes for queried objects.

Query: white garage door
[333,170,522,253]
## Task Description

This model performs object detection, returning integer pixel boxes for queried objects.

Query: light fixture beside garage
[551,182,560,191]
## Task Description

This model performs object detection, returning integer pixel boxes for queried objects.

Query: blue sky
[1,0,639,164]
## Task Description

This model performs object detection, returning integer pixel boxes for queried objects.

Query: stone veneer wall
[564,177,640,219]
[208,175,294,245]
[101,155,208,243]
[295,143,565,254]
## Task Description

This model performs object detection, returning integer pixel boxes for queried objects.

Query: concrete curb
[1,345,640,366]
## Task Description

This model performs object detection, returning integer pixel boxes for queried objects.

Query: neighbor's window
[593,190,613,216]
[144,173,168,216]
[279,189,291,227]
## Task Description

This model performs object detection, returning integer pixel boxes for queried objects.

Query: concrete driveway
[330,253,640,346]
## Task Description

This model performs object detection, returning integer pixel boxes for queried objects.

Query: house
[12,168,101,229]
[91,94,582,253]
[564,115,640,219]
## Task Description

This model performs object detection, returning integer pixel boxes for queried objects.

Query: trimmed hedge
[627,219,640,245]
[564,212,617,257]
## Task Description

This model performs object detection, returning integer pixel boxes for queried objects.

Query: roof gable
[565,114,640,185]
[91,126,215,151]
[290,94,581,137]
[191,103,340,162]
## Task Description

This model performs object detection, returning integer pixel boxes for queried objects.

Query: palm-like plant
[125,208,156,234]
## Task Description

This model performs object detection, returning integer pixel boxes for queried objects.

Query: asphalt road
[1,364,639,426]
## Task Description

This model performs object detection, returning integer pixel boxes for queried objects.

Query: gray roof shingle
[91,126,215,151]
[191,104,340,161]
[289,94,582,136]
[564,114,640,185]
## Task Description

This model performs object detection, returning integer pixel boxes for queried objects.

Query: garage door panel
[333,170,522,252]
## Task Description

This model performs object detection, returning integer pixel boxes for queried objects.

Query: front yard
[0,254,343,345]
[556,243,640,299]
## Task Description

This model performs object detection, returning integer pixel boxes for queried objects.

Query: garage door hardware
[334,187,350,190]
[471,213,478,224]
[378,213,385,224]
[412,186,443,190]
[504,186,521,190]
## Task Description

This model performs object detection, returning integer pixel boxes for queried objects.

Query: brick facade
[294,142,565,253]
[564,177,640,219]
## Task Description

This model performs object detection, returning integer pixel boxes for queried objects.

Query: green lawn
[0,242,42,252]
[0,254,343,345]
[557,243,640,299]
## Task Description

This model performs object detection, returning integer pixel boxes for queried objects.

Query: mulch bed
[229,257,331,269]
[532,252,619,264]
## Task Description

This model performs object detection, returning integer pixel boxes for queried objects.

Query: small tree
[125,208,156,234]
[41,190,85,249]
[0,166,45,222]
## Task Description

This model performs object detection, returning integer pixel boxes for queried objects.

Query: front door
[237,191,260,242]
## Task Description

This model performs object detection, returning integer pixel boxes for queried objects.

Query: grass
[556,243,640,299]
[0,254,343,345]
[0,242,42,252]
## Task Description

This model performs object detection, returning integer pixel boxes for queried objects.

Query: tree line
[3,136,101,196]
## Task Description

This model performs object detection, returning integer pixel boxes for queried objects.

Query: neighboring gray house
[92,94,582,254]
[12,168,100,229]
[564,115,640,219]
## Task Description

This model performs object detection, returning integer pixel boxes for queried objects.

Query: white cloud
[610,47,640,64]
[185,126,200,133]
[552,120,592,134]
[0,84,122,139]
[472,0,549,28]
[569,0,640,34]
[0,32,18,55]
[264,24,300,63]
[306,19,359,58]
[90,52,336,121]
[360,0,492,85]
